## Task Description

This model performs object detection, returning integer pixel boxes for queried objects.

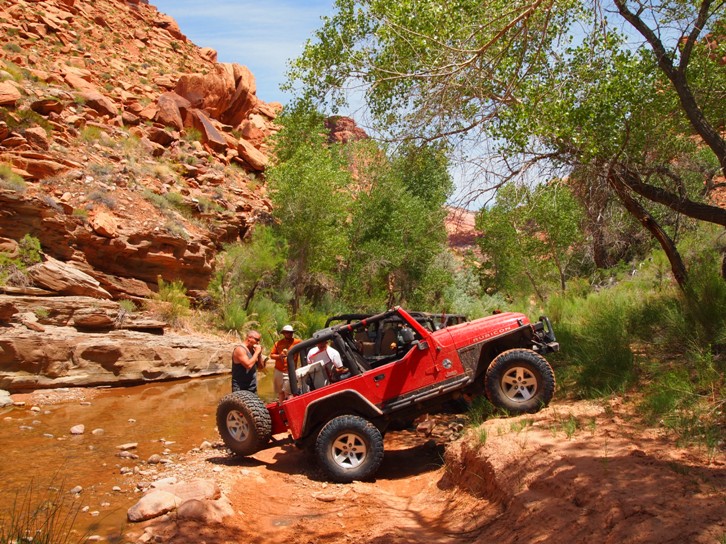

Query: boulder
[80,91,118,117]
[174,64,235,120]
[90,211,118,239]
[0,81,22,107]
[177,497,234,523]
[220,64,257,127]
[155,92,191,131]
[23,127,50,151]
[0,390,12,408]
[25,257,112,299]
[237,138,268,171]
[150,479,220,502]
[190,110,227,152]
[30,99,65,115]
[127,490,180,522]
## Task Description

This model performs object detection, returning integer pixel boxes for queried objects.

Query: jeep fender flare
[300,390,383,439]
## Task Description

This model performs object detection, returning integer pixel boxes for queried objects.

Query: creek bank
[0,293,234,391]
[127,399,725,544]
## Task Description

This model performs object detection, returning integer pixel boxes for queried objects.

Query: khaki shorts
[273,368,291,396]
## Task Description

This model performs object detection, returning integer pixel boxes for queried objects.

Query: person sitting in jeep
[307,339,350,382]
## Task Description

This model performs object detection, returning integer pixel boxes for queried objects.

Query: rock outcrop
[0,0,278,301]
[0,293,234,392]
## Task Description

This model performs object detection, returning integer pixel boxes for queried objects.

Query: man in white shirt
[307,339,349,381]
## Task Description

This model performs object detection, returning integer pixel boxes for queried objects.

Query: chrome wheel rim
[502,366,538,403]
[226,410,250,442]
[331,432,367,469]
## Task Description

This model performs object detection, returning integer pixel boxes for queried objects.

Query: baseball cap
[281,325,294,333]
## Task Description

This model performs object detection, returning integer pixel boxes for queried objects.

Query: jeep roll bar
[285,307,435,396]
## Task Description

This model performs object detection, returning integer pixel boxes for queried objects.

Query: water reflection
[0,372,276,540]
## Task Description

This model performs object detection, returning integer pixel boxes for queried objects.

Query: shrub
[80,125,103,142]
[0,163,26,192]
[18,234,42,267]
[3,43,22,53]
[86,190,117,210]
[148,277,190,327]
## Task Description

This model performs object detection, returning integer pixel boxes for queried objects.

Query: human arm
[233,344,262,370]
[329,348,345,369]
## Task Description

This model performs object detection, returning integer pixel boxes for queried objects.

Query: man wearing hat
[270,325,301,403]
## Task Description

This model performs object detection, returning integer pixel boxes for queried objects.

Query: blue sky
[151,1,335,105]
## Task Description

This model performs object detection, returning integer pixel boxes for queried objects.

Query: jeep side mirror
[417,341,428,351]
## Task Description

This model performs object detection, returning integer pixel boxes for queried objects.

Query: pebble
[120,467,133,475]
[80,401,92,406]
[147,454,162,464]
[69,486,83,495]
[19,425,33,431]
[13,401,26,407]
[117,442,138,450]
[117,451,138,459]
[30,406,41,412]
[91,428,105,435]
[70,424,85,435]
[112,486,122,492]
[128,418,136,423]
[43,433,54,438]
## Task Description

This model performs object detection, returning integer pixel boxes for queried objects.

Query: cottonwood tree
[287,0,726,288]
[345,141,453,307]
[267,108,353,312]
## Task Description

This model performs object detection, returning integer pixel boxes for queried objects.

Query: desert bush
[0,163,26,192]
[147,277,190,327]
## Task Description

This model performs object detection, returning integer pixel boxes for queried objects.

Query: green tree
[267,108,352,312]
[288,0,726,288]
[477,181,588,300]
[209,225,286,311]
[344,141,453,308]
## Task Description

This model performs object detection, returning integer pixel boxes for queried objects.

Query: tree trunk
[608,167,688,290]
[614,0,726,176]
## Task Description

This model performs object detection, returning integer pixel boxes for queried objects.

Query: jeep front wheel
[315,415,384,483]
[485,349,555,414]
[216,391,272,456]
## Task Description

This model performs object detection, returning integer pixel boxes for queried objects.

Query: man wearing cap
[270,325,301,403]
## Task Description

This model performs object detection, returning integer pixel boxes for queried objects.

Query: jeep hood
[434,312,531,350]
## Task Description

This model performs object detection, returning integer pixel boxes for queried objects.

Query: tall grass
[541,240,725,455]
[0,482,86,544]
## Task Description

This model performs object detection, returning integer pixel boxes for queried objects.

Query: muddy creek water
[0,373,276,541]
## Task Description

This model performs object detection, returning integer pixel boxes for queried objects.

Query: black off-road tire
[485,349,555,414]
[216,391,272,456]
[315,415,384,483]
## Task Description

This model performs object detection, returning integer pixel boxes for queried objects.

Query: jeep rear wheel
[485,349,555,414]
[315,415,384,483]
[216,391,272,456]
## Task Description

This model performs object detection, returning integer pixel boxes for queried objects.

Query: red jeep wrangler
[217,307,558,482]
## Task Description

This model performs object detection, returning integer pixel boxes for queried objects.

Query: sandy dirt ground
[124,397,725,544]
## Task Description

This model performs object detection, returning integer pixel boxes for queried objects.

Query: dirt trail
[130,398,725,544]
